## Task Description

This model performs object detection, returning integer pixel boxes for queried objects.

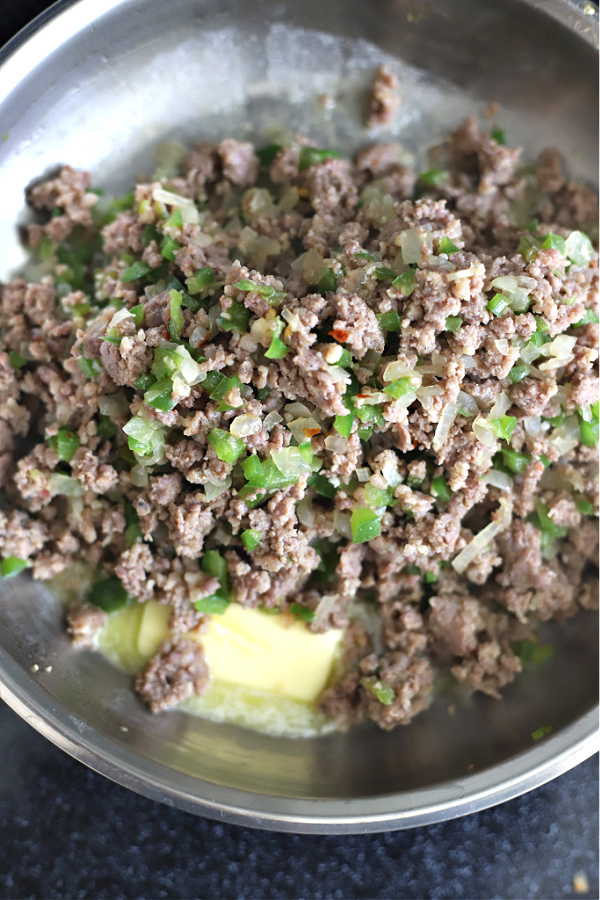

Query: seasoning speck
[45,665,53,673]
[573,872,589,894]
[31,664,39,672]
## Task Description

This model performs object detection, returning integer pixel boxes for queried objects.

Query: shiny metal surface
[0,0,597,833]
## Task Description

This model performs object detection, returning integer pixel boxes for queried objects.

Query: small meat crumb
[367,66,400,128]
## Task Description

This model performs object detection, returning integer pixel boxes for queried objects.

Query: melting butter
[96,600,343,737]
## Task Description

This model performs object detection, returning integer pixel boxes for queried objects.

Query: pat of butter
[195,605,343,703]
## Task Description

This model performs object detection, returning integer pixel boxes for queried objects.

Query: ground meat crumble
[0,107,597,731]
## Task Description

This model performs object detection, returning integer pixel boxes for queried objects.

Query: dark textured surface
[0,702,598,900]
[0,2,598,899]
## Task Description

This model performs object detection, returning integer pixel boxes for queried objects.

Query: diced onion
[230,415,262,438]
[484,469,513,491]
[328,365,351,386]
[381,460,402,487]
[523,416,542,436]
[399,229,426,265]
[461,355,477,369]
[109,307,134,329]
[131,465,149,488]
[191,231,213,248]
[204,477,232,500]
[325,434,348,453]
[333,510,352,540]
[416,385,442,411]
[520,343,541,365]
[271,447,312,477]
[490,274,536,308]
[494,339,509,354]
[311,592,338,631]
[262,411,283,431]
[284,402,312,419]
[548,417,580,456]
[189,325,209,348]
[473,415,498,448]
[383,360,421,383]
[392,392,417,411]
[281,307,302,334]
[488,390,510,421]
[433,401,459,451]
[356,467,371,482]
[447,265,481,282]
[51,473,84,497]
[152,187,200,224]
[302,248,325,283]
[296,496,315,527]
[99,393,129,417]
[357,390,389,405]
[457,391,479,416]
[452,498,512,573]
[538,356,574,372]
[538,334,577,359]
[287,417,321,443]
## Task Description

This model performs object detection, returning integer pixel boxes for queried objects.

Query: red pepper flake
[329,329,349,342]
[302,427,320,438]
[163,327,170,340]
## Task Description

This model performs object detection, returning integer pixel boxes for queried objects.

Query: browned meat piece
[136,637,209,713]
[367,66,400,128]
[66,602,107,648]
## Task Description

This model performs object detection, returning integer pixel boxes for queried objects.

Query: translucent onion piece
[99,393,129,417]
[452,498,512,573]
[287,417,321,444]
[520,342,542,365]
[383,360,421,384]
[262,411,283,431]
[488,390,510,420]
[461,355,477,369]
[356,467,371,482]
[109,307,134,329]
[473,415,498,448]
[230,415,262,438]
[538,334,577,359]
[548,417,580,456]
[284,402,312,419]
[523,416,542,436]
[433,401,459,451]
[311,593,339,632]
[152,187,200,224]
[490,274,536,307]
[494,339,509,354]
[324,434,348,453]
[399,229,425,265]
[391,392,417,411]
[131,465,149,488]
[189,325,208,348]
[270,447,312,477]
[191,231,213,248]
[302,248,325,283]
[484,469,514,491]
[381,460,402,487]
[281,307,302,334]
[457,391,479,416]
[296,496,315,527]
[333,510,352,540]
[51,473,84,497]
[328,365,352,386]
[204,477,232,500]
